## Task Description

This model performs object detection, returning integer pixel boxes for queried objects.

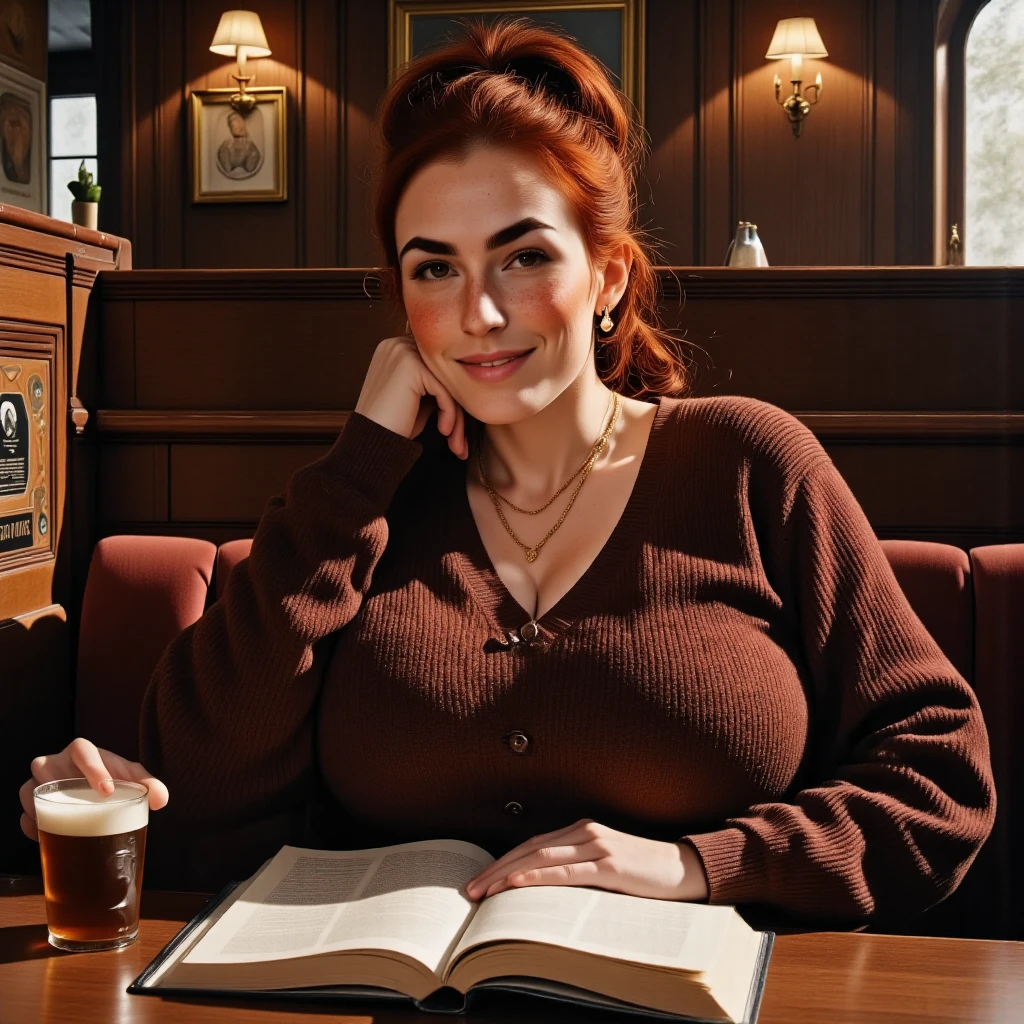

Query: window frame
[47,92,98,223]
[935,0,996,263]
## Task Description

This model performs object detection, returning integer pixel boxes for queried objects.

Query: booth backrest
[71,535,1022,937]
[75,536,217,762]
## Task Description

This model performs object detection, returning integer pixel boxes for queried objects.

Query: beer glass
[33,778,149,951]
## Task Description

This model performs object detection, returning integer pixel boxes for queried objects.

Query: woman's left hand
[464,819,710,902]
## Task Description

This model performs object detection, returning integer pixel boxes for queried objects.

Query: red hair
[370,16,691,399]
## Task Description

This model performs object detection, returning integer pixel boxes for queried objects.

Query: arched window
[964,0,1024,263]
[937,0,1024,263]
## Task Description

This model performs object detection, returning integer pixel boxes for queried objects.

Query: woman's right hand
[354,334,469,459]
[19,737,170,842]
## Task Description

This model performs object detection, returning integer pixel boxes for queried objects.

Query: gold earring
[404,319,411,334]
[599,305,614,332]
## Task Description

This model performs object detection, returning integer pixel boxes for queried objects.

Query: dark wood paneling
[640,1,697,265]
[343,0,388,268]
[96,0,940,269]
[128,297,384,409]
[98,444,169,522]
[831,444,1022,530]
[90,266,1024,549]
[170,444,328,520]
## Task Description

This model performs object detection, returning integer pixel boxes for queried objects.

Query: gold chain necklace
[484,394,618,515]
[476,393,621,563]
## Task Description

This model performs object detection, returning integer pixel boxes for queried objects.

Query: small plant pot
[71,201,98,230]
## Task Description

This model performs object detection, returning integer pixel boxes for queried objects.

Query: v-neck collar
[452,395,673,643]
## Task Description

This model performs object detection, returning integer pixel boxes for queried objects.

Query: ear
[594,242,633,316]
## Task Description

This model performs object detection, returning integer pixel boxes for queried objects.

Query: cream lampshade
[765,17,827,137]
[210,11,271,113]
[765,17,827,82]
[210,10,271,59]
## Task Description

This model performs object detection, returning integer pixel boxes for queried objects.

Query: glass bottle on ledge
[947,224,964,266]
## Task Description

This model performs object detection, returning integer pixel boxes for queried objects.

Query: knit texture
[139,395,996,924]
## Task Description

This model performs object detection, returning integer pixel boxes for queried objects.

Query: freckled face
[394,144,601,425]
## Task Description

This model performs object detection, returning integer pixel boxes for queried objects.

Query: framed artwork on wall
[189,87,287,203]
[0,0,48,82]
[387,0,646,127]
[0,60,45,214]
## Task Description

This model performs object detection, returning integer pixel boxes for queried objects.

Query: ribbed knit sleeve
[138,412,424,887]
[682,455,996,924]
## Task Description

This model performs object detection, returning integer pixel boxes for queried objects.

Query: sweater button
[508,731,530,754]
[519,620,539,642]
[504,801,524,816]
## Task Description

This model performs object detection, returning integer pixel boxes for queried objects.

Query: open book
[129,839,774,1023]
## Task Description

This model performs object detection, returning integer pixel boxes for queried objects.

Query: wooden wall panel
[98,445,168,522]
[831,445,1021,534]
[96,0,940,270]
[90,266,1023,554]
[170,444,329,521]
[639,1,696,266]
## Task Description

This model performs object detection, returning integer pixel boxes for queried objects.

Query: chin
[459,392,544,427]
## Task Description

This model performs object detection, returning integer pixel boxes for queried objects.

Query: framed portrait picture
[387,0,645,127]
[0,0,48,82]
[0,60,46,214]
[190,87,287,203]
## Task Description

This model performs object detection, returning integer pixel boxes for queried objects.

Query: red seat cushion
[968,543,1024,938]
[214,538,253,602]
[878,540,973,682]
[75,535,216,761]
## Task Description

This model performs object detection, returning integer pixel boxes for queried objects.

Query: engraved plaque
[0,351,51,567]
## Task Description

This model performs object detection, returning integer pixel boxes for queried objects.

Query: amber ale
[34,779,149,951]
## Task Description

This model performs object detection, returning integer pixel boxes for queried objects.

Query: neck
[474,362,618,502]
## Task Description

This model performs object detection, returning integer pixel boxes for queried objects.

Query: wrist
[674,840,710,902]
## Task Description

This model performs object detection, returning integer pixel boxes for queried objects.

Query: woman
[20,18,994,926]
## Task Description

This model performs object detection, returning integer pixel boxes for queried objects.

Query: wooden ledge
[92,409,1024,441]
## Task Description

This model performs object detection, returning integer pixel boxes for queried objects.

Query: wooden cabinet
[0,206,131,872]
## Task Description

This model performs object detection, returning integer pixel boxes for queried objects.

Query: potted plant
[67,160,101,229]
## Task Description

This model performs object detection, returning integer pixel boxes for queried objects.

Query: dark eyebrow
[398,217,555,261]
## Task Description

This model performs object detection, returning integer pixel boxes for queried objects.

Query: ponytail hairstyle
[371,15,691,399]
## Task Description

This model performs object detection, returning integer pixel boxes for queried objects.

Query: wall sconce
[209,10,271,114]
[765,17,827,137]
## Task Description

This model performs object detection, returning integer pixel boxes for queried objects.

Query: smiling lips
[457,348,534,365]
[457,349,535,381]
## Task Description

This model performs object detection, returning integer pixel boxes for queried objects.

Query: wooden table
[3,875,1024,1023]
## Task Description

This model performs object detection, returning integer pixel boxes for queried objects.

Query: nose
[460,278,506,336]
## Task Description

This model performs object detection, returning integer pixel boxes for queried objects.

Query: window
[48,94,97,223]
[964,0,1024,264]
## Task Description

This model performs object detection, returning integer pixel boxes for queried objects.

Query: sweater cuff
[321,411,425,511]
[681,828,767,906]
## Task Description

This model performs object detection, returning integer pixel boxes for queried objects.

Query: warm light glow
[209,10,271,58]
[765,17,828,60]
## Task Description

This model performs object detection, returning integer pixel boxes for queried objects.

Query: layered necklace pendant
[477,393,622,563]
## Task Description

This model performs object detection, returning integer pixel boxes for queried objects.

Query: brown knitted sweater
[139,395,995,924]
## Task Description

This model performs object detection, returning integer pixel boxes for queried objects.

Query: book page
[181,840,493,975]
[448,885,737,976]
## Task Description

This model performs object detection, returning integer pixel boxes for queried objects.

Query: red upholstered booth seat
[75,536,217,763]
[72,535,1023,938]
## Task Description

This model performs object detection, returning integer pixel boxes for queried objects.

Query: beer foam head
[34,782,149,837]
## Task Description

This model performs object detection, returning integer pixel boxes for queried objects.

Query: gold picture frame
[388,0,645,127]
[190,87,287,203]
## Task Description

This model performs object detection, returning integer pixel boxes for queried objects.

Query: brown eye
[511,249,549,269]
[412,261,450,281]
